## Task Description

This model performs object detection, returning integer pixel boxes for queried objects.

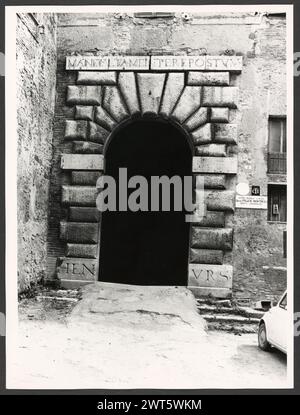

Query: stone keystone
[137,73,166,115]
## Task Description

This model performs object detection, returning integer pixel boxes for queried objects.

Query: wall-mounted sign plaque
[236,195,267,209]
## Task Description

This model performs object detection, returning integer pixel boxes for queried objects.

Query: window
[268,184,287,222]
[268,117,286,173]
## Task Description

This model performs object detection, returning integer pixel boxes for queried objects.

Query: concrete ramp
[68,282,207,333]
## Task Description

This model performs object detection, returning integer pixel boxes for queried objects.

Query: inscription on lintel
[66,55,243,71]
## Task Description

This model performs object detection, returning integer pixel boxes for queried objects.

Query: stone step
[197,303,264,319]
[207,322,257,334]
[38,289,80,299]
[196,298,232,307]
[201,313,260,325]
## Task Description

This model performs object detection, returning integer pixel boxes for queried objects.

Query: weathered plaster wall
[17,13,57,292]
[230,15,287,301]
[48,12,287,300]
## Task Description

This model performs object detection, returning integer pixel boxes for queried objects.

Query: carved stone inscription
[57,257,97,281]
[188,264,233,288]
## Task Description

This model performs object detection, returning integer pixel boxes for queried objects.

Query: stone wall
[47,12,287,301]
[17,13,57,292]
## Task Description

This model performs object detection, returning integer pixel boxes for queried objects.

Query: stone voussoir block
[195,144,226,157]
[119,72,140,115]
[69,207,101,223]
[60,221,99,244]
[71,171,102,186]
[210,107,229,123]
[61,154,104,170]
[88,121,109,144]
[65,120,88,140]
[193,156,237,174]
[61,185,97,206]
[191,227,233,251]
[191,123,212,145]
[73,141,103,154]
[74,106,94,121]
[67,85,102,105]
[159,72,185,117]
[202,86,238,109]
[171,86,202,124]
[66,243,98,259]
[214,123,238,144]
[190,248,224,265]
[102,86,129,122]
[184,107,209,132]
[77,71,117,85]
[94,106,117,131]
[187,71,230,86]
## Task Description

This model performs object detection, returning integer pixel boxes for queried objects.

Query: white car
[258,290,287,354]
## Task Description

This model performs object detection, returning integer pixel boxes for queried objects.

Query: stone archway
[58,63,240,298]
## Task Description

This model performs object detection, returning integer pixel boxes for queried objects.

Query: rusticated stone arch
[58,65,241,298]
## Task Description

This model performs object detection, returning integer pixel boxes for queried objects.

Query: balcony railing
[268,152,287,174]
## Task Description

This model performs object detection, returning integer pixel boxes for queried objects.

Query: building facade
[17,12,287,302]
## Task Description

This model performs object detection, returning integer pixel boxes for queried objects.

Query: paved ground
[9,283,287,389]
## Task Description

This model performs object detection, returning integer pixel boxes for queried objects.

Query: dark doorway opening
[99,118,193,285]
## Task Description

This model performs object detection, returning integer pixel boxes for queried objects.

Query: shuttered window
[268,117,286,173]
